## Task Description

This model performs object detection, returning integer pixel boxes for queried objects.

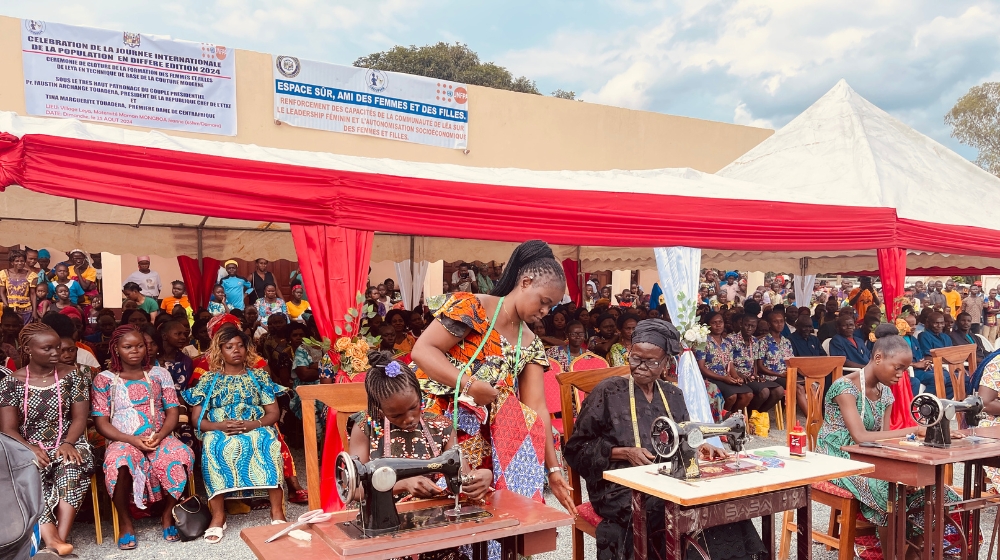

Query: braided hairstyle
[107,325,151,373]
[18,322,57,363]
[489,240,565,297]
[364,350,422,423]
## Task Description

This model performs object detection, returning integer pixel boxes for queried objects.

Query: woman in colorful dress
[183,323,287,543]
[0,249,39,324]
[817,325,963,558]
[545,321,587,371]
[754,309,796,413]
[973,347,1000,491]
[726,313,783,413]
[92,326,194,550]
[254,284,288,328]
[696,312,751,421]
[207,285,230,316]
[411,240,576,514]
[0,323,92,557]
[607,313,639,367]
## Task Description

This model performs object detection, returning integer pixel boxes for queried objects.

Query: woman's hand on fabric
[223,420,249,435]
[130,436,156,453]
[463,468,492,501]
[55,442,82,465]
[725,370,744,385]
[143,433,164,449]
[28,444,50,468]
[468,381,499,407]
[402,476,446,499]
[698,444,728,461]
[547,471,578,516]
[616,447,655,466]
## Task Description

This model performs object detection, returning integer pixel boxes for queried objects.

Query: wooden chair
[556,366,630,560]
[297,383,368,510]
[777,356,874,560]
[90,474,104,544]
[544,358,565,436]
[929,344,976,404]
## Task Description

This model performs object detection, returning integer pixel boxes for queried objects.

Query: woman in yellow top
[0,249,39,325]
[385,308,416,356]
[285,285,310,322]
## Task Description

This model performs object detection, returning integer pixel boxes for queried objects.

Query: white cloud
[499,0,1000,155]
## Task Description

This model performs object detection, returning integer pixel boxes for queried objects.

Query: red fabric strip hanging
[562,259,581,306]
[176,256,203,312]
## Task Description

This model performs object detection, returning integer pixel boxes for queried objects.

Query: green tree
[354,43,539,94]
[945,82,1000,177]
[551,89,577,100]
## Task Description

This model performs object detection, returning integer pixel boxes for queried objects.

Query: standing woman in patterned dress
[91,325,194,550]
[410,240,576,514]
[0,323,92,557]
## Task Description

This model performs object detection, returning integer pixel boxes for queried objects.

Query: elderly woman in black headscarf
[564,319,764,560]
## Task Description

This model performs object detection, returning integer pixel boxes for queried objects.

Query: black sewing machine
[650,414,748,479]
[334,447,489,538]
[910,394,984,448]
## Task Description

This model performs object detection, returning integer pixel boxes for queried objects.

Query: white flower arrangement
[682,324,710,351]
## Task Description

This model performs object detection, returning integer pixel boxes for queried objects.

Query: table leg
[934,466,946,560]
[762,513,774,560]
[895,483,906,560]
[471,540,487,560]
[795,484,812,560]
[923,483,933,560]
[969,461,984,560]
[664,499,682,560]
[885,483,896,560]
[633,490,648,560]
[499,535,517,560]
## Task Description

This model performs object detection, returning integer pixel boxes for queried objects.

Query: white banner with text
[273,55,468,149]
[21,19,237,135]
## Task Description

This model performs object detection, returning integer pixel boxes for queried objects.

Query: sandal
[288,489,309,504]
[162,526,180,542]
[204,523,226,544]
[117,533,138,551]
[271,519,287,525]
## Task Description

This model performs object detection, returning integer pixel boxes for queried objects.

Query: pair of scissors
[264,509,335,543]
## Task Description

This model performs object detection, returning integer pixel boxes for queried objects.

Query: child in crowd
[49,263,85,305]
[285,284,310,322]
[208,284,229,316]
[160,281,191,316]
[0,324,93,557]
[92,326,194,550]
[220,260,252,311]
[36,283,52,316]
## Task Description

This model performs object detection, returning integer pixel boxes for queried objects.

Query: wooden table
[844,426,1000,560]
[240,489,572,560]
[604,446,873,560]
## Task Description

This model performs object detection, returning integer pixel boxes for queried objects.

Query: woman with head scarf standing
[564,319,764,560]
[411,240,576,514]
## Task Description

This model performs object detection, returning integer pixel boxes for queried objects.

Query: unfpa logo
[365,69,388,92]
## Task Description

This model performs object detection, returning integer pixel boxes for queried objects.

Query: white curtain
[793,274,817,309]
[653,247,716,428]
[394,260,430,309]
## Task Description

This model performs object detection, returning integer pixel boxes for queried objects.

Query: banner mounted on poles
[272,55,469,150]
[21,19,237,136]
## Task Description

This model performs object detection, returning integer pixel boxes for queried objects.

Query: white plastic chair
[822,338,861,374]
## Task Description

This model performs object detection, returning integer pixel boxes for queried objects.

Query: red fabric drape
[291,224,373,511]
[199,257,221,310]
[877,248,906,321]
[175,256,223,310]
[877,247,916,429]
[176,256,203,310]
[562,259,581,306]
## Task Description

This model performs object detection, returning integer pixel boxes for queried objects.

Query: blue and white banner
[272,55,468,149]
[21,19,237,135]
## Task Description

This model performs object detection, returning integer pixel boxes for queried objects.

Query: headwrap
[594,298,611,308]
[632,319,682,355]
[587,280,598,293]
[224,259,238,267]
[69,248,86,256]
[207,313,241,338]
[724,271,739,280]
[59,306,84,322]
[37,249,50,259]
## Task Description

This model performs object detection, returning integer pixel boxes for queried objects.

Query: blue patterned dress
[754,334,794,382]
[694,336,736,421]
[182,368,285,499]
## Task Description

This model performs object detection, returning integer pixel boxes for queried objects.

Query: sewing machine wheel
[650,416,679,459]
[335,452,359,504]
[911,394,942,427]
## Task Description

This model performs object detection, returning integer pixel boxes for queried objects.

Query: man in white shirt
[123,256,162,299]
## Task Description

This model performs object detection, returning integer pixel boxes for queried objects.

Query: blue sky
[4,0,999,160]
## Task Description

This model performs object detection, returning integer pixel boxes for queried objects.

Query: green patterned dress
[816,377,959,533]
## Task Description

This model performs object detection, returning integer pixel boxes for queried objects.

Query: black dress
[563,376,764,560]
[249,270,277,305]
